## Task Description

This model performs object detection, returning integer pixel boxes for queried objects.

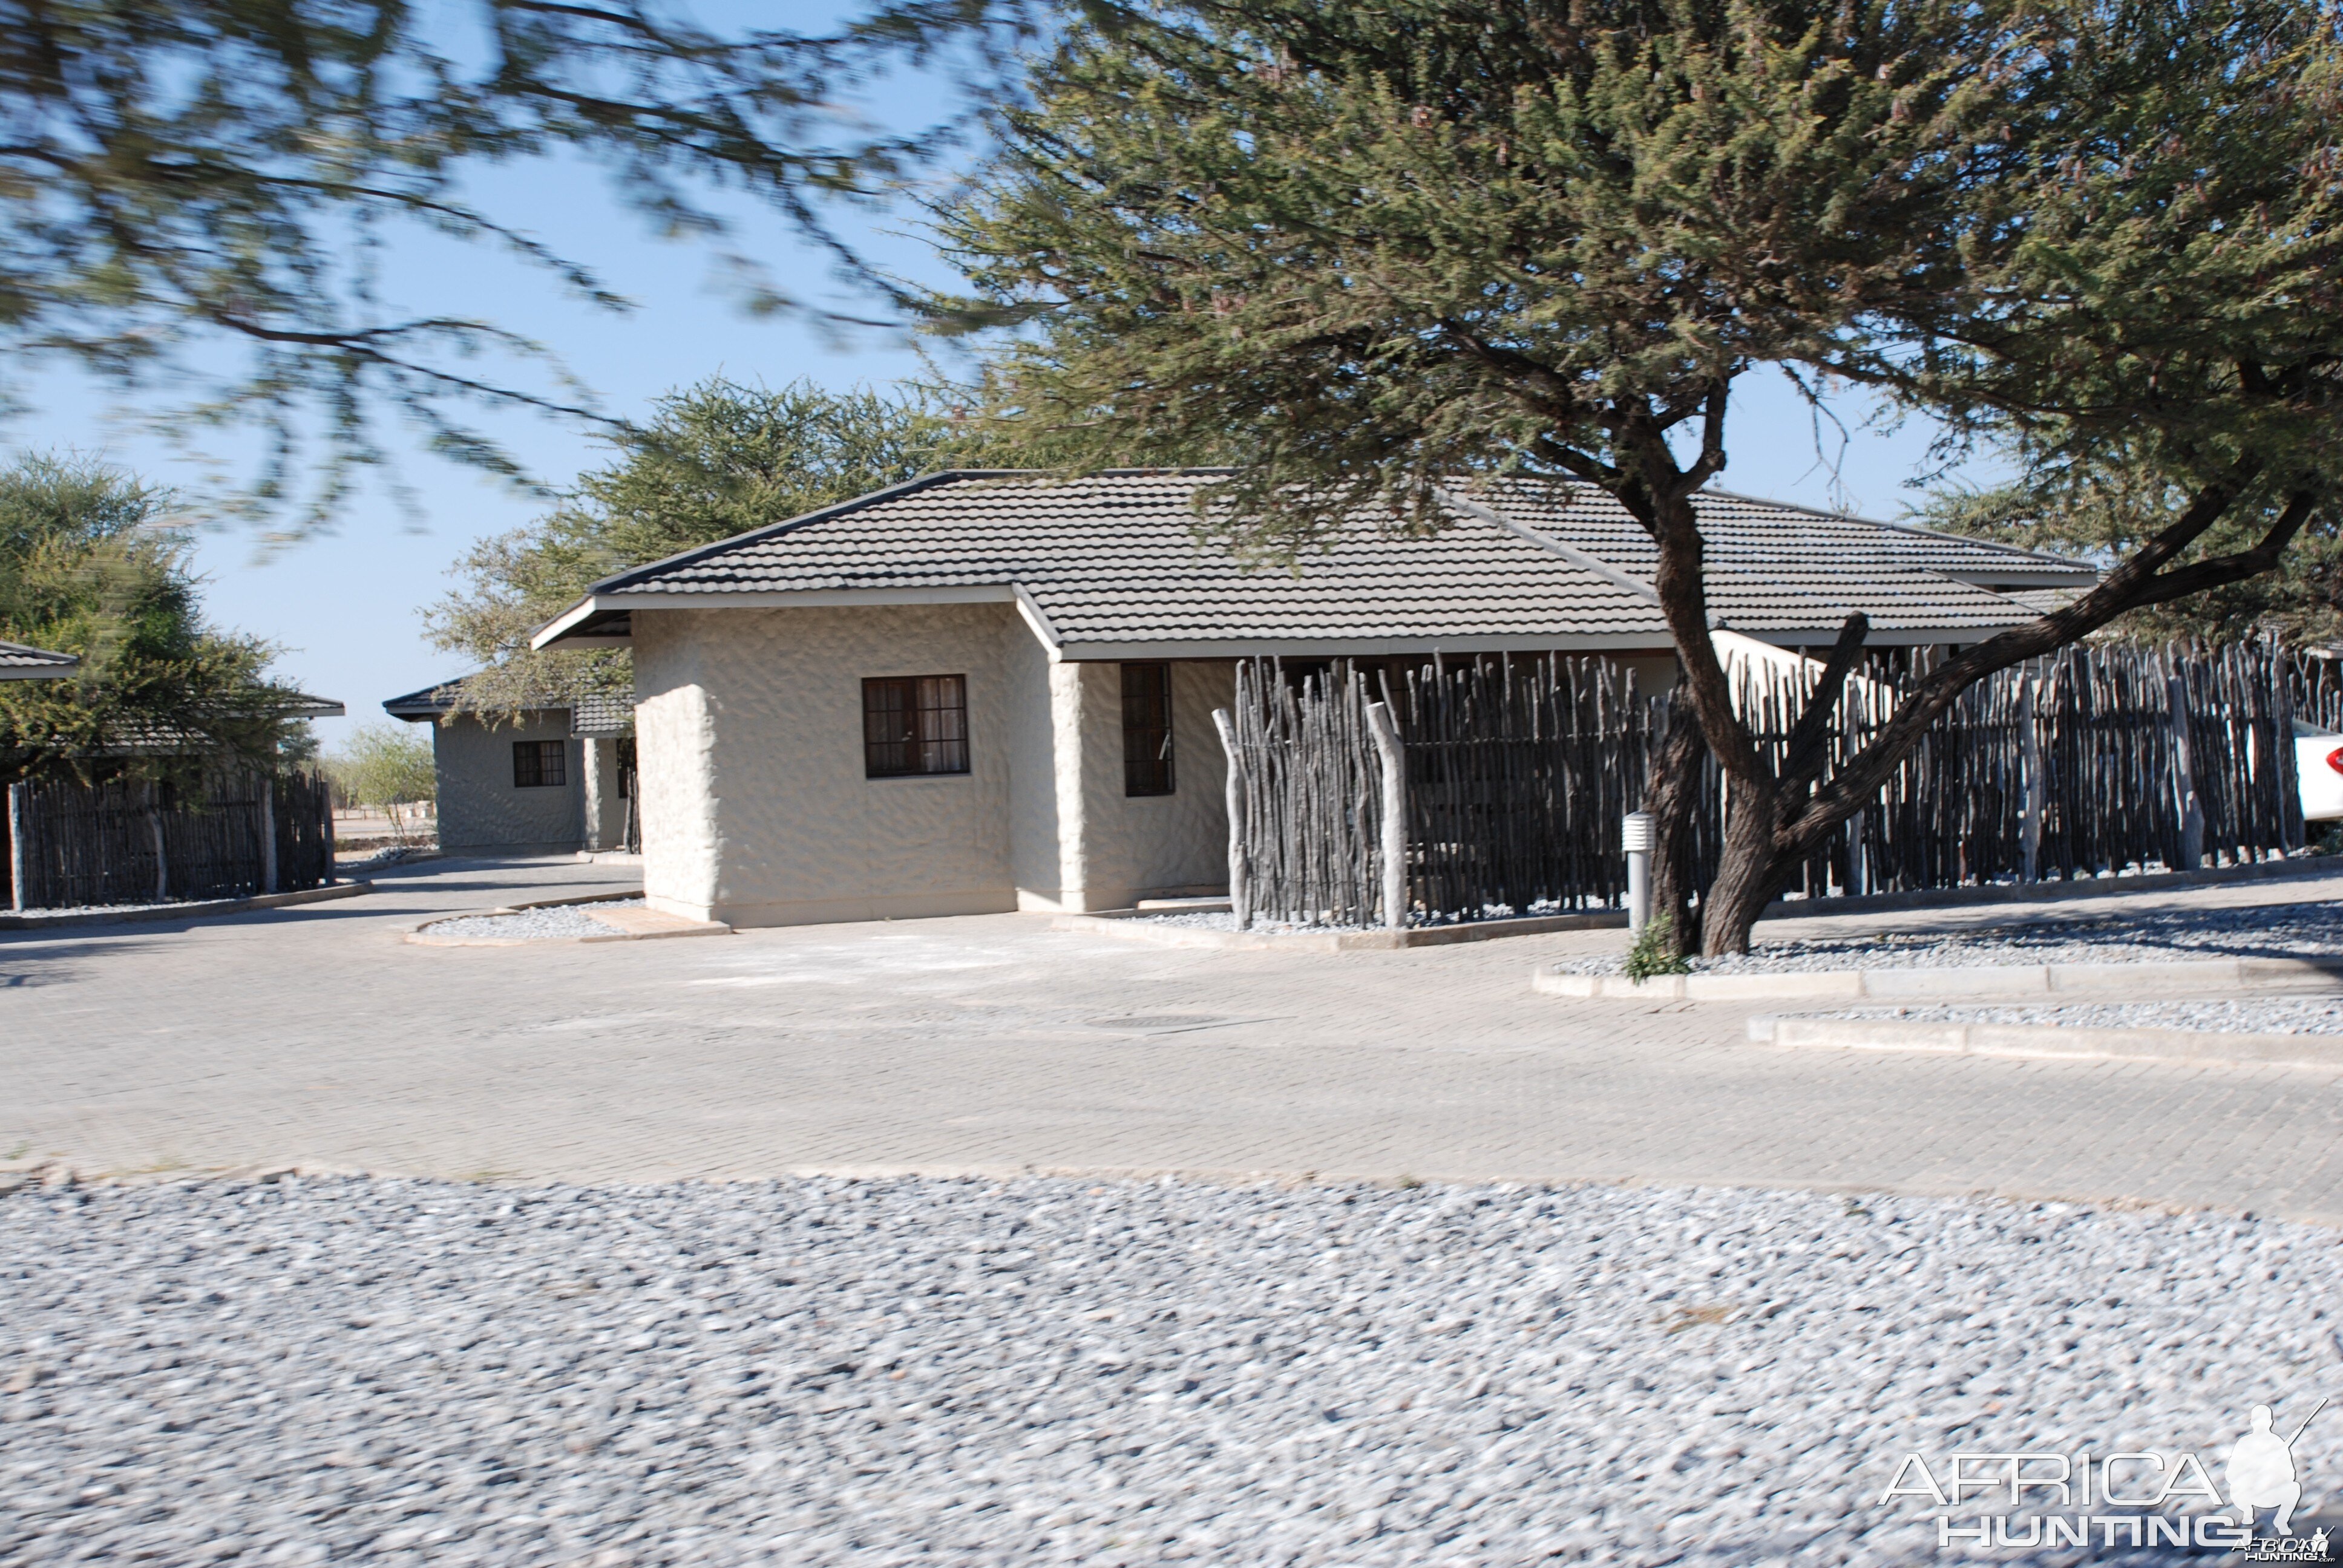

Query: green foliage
[425,377,1032,717]
[0,452,308,785]
[1623,913,1693,982]
[0,0,1032,528]
[1916,479,2343,649]
[940,0,2039,553]
[326,723,436,812]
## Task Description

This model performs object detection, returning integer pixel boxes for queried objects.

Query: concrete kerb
[1055,906,1627,951]
[1063,855,2343,954]
[1536,954,2343,1002]
[404,888,732,947]
[0,880,372,932]
[1748,1011,2343,1073]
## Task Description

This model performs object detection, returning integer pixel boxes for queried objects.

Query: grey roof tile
[572,471,2089,649]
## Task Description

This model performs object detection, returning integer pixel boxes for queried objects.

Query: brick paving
[4,855,2341,1221]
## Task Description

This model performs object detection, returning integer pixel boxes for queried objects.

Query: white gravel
[421,898,644,942]
[1553,897,2343,976]
[2,1174,2337,1566]
[1814,997,2343,1034]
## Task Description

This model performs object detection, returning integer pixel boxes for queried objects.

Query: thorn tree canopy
[939,0,2343,955]
[0,0,1030,529]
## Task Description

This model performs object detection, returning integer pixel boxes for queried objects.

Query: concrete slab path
[4,856,2341,1221]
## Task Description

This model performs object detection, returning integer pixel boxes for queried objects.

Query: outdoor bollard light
[1621,811,1654,935]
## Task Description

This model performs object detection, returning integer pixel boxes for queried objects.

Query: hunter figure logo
[1879,1391,2332,1556]
[2227,1401,2319,1538]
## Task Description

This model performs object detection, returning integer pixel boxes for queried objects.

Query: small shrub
[1623,911,1692,981]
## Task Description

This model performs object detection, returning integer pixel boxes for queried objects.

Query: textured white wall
[430,711,582,854]
[1047,660,1233,910]
[580,738,627,852]
[631,604,1021,927]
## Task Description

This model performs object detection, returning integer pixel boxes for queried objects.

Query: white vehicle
[2298,722,2343,821]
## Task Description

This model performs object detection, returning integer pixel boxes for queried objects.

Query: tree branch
[1778,612,1871,794]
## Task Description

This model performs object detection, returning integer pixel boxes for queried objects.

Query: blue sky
[4,38,1982,754]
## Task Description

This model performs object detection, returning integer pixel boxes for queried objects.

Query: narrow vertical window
[513,739,567,788]
[863,675,970,777]
[1121,662,1175,796]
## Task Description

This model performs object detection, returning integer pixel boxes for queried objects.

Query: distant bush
[326,723,435,839]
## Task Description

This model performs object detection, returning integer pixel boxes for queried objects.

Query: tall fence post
[146,782,169,903]
[7,782,27,913]
[2019,673,2043,883]
[1211,707,1251,929]
[1364,700,1407,930]
[2168,674,2206,871]
[260,776,280,895]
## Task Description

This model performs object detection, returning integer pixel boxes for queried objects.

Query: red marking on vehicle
[2327,747,2343,778]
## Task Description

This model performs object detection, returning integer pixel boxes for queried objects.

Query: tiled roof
[569,692,634,737]
[87,693,344,755]
[540,471,2091,654]
[0,639,80,678]
[382,681,464,718]
[385,678,633,736]
[1455,481,2093,637]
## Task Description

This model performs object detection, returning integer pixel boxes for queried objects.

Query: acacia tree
[426,377,1009,716]
[0,0,1031,525]
[939,0,2343,954]
[0,454,310,784]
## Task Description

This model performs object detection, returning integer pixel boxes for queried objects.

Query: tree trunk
[1698,779,1801,956]
[1642,697,1708,952]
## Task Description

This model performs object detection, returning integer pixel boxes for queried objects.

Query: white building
[381,684,635,857]
[528,471,2094,928]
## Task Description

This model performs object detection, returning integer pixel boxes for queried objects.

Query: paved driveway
[4,857,2341,1220]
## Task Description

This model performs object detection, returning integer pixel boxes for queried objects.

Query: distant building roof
[89,692,344,755]
[385,679,632,737]
[0,639,81,679]
[531,471,2094,658]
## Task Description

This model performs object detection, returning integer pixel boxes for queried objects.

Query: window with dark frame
[1121,662,1175,797]
[863,675,970,777]
[512,739,568,788]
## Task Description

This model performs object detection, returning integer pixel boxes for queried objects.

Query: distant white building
[381,684,634,857]
[522,470,2095,929]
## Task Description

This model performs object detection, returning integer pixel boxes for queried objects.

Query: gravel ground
[1812,996,2343,1034]
[4,1174,2339,1567]
[1553,897,2343,976]
[421,898,644,942]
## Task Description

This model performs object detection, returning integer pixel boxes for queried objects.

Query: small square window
[1121,662,1175,796]
[863,675,969,777]
[513,739,568,788]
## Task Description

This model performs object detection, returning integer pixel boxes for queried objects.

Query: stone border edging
[1059,857,2343,954]
[1747,1011,2343,1071]
[404,889,731,947]
[1536,954,2343,1002]
[1054,907,1625,951]
[0,880,371,932]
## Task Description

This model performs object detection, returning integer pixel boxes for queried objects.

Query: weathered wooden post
[260,775,280,895]
[147,781,169,903]
[1364,699,1407,930]
[1844,811,1868,898]
[2168,673,2206,871]
[7,782,27,913]
[1210,707,1251,928]
[2019,673,2043,883]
